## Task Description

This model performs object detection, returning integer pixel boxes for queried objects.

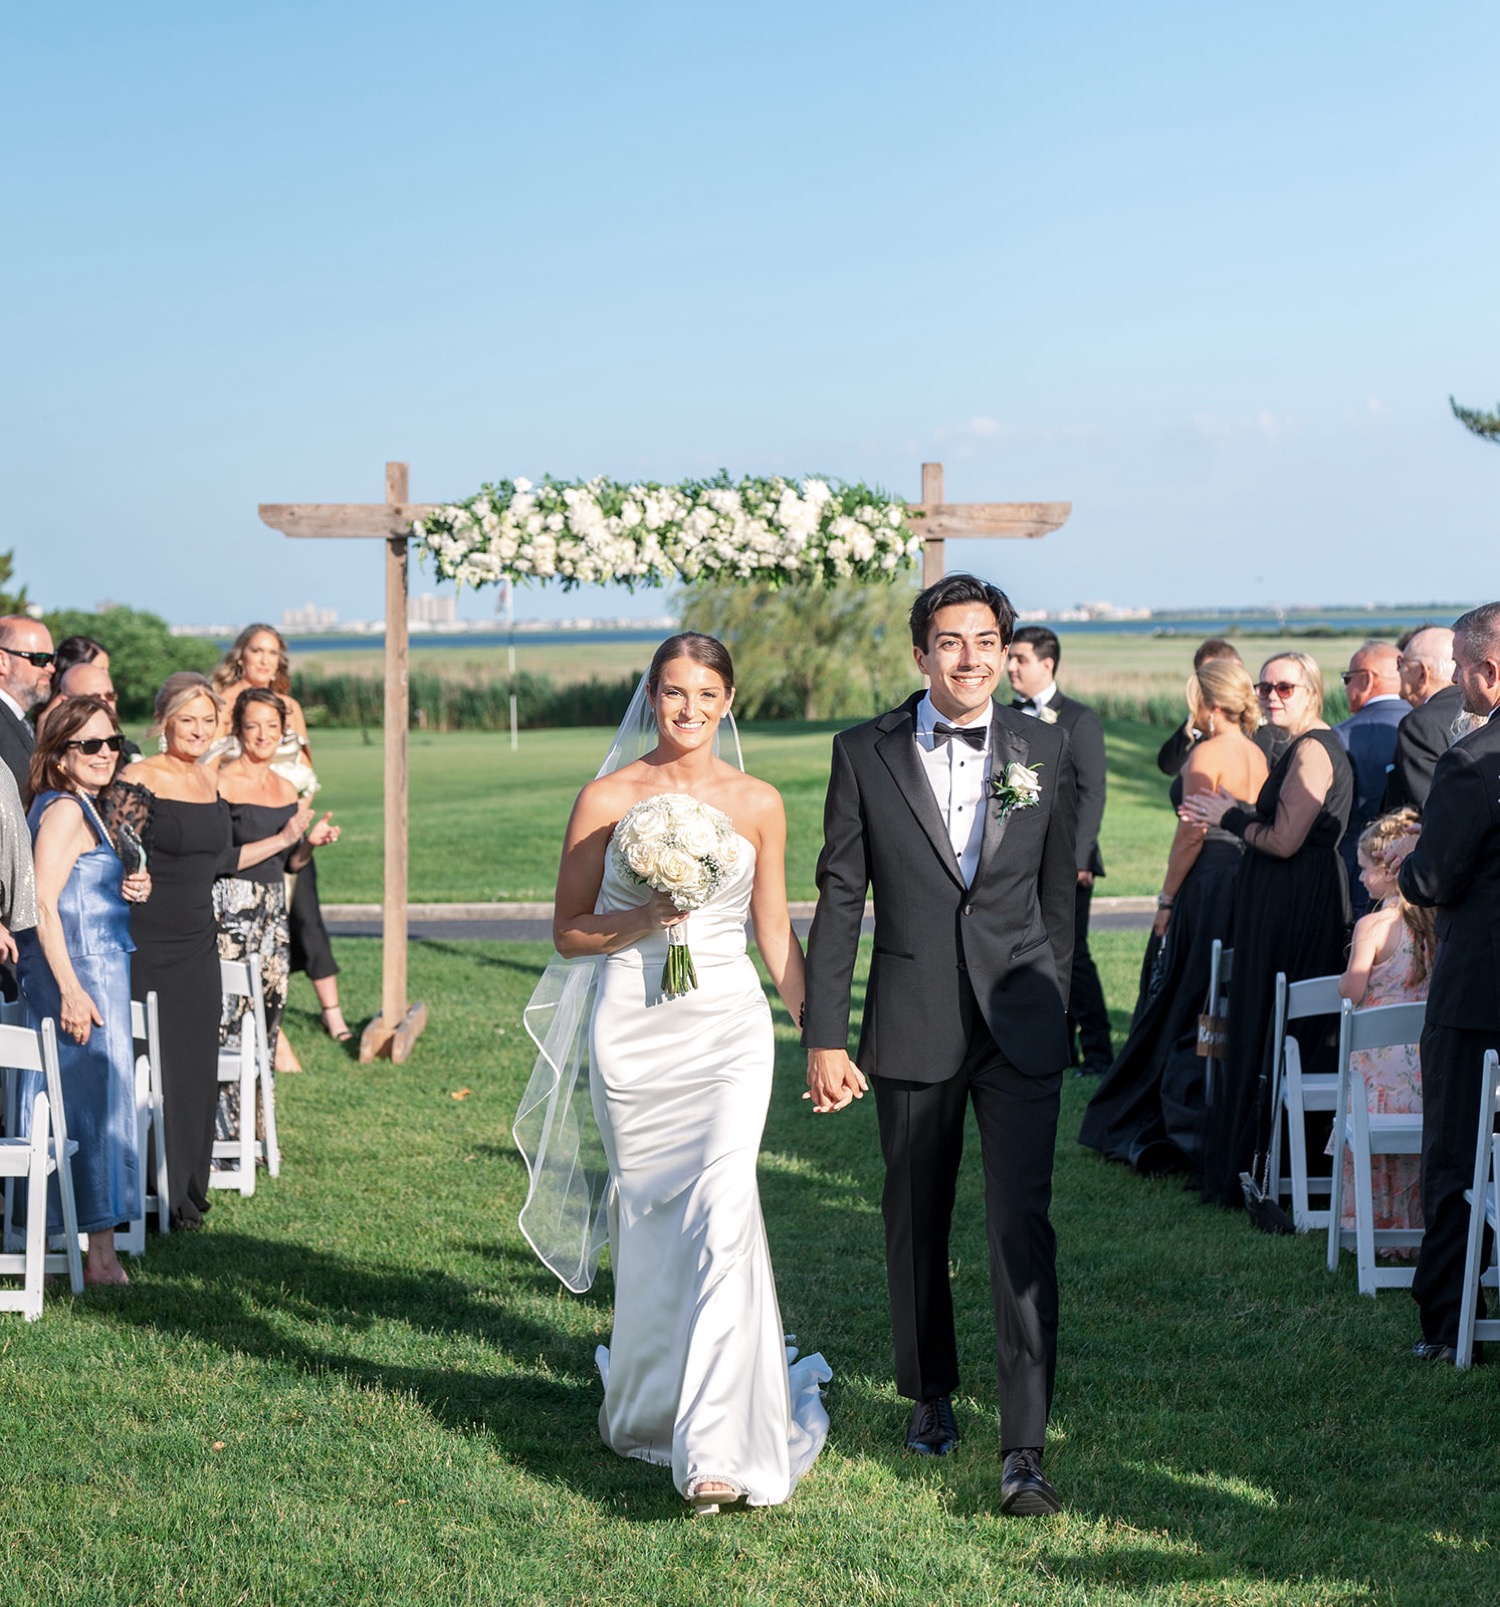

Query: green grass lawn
[304,717,1178,906]
[7,933,1494,1605]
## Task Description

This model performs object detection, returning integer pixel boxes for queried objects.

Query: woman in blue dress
[17,696,152,1285]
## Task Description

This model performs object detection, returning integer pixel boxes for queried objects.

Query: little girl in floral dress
[1330,809,1435,1240]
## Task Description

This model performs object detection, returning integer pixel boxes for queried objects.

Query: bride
[516,632,829,1516]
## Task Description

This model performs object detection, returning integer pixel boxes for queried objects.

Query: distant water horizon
[272,603,1479,656]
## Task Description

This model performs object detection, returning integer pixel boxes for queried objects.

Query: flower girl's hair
[1358,807,1435,989]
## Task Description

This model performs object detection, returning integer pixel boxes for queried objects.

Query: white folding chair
[1326,998,1427,1294]
[1456,1049,1500,1369]
[1202,941,1233,1110]
[1267,972,1345,1232]
[118,992,169,1253]
[211,957,280,1195]
[0,1016,85,1307]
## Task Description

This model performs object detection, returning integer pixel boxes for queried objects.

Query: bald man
[43,660,141,762]
[1334,641,1407,913]
[1383,627,1463,813]
[0,615,55,806]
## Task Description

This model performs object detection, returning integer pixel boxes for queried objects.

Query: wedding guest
[1383,626,1462,812]
[1327,809,1432,1248]
[1080,658,1268,1173]
[0,761,37,995]
[0,616,55,806]
[52,635,108,678]
[215,689,338,1143]
[1007,625,1111,1075]
[1156,639,1241,775]
[14,697,151,1284]
[1334,642,1406,915]
[39,661,143,761]
[1396,603,1500,1363]
[212,625,352,1062]
[130,673,309,1231]
[1181,651,1354,1215]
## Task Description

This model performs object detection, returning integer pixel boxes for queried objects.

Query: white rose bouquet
[610,794,741,995]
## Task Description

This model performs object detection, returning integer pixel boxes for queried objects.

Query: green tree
[0,550,28,616]
[1450,395,1500,444]
[680,575,920,721]
[43,605,219,721]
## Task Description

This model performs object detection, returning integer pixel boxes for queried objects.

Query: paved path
[323,897,1156,942]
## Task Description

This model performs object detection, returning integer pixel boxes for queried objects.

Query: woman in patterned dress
[214,689,338,1141]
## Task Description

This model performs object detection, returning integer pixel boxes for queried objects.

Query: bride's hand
[804,1048,868,1114]
[644,890,688,928]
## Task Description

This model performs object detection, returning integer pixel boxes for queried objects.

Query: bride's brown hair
[647,632,735,695]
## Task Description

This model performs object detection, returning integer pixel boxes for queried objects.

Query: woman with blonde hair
[1182,651,1355,1217]
[130,673,310,1230]
[213,624,351,1059]
[1081,656,1270,1173]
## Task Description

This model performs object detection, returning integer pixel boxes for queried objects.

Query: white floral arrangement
[610,793,741,994]
[991,761,1043,818]
[413,474,923,592]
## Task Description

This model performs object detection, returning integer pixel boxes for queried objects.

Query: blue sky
[4,2,1497,627]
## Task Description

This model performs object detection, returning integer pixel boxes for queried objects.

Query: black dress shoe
[1410,1340,1458,1363]
[905,1396,960,1456]
[999,1447,1062,1516]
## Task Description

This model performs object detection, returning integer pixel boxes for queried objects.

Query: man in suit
[1006,625,1111,1076]
[1334,641,1407,915]
[1384,626,1462,813]
[0,615,54,807]
[1396,603,1500,1362]
[804,574,1077,1515]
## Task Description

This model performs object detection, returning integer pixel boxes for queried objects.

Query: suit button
[964,904,973,915]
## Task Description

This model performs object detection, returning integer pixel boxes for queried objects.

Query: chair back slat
[1344,1000,1427,1057]
[1287,974,1345,1021]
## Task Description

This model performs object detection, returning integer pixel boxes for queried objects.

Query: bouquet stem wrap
[664,920,698,995]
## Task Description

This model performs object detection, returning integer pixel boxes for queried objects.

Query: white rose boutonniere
[1037,705,1059,725]
[991,761,1043,818]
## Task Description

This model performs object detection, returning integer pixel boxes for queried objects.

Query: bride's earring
[157,731,168,753]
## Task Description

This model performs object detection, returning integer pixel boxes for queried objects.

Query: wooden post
[921,462,946,588]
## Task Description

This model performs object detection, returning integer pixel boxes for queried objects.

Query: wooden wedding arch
[259,462,1070,1064]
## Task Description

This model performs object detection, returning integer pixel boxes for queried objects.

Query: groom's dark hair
[909,574,1017,651]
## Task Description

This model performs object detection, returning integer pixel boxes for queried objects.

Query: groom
[803,573,1078,1516]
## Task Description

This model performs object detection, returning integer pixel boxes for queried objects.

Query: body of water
[274,606,1474,655]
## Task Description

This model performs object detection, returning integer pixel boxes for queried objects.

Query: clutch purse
[95,777,153,872]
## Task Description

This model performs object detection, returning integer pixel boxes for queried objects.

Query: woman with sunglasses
[130,673,311,1232]
[13,697,151,1284]
[1180,652,1354,1214]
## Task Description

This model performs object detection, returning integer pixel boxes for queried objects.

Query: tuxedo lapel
[874,700,965,890]
[976,709,1031,888]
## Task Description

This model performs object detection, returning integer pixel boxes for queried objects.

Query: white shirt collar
[1016,680,1057,709]
[915,691,992,749]
[0,687,26,724]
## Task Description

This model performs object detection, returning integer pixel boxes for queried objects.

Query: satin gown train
[589,834,829,1505]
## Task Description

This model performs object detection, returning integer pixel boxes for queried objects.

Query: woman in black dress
[1080,658,1269,1173]
[1181,652,1354,1211]
[129,674,310,1230]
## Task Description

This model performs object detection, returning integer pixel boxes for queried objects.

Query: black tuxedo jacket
[1399,713,1500,1033]
[803,694,1078,1082]
[1031,689,1105,876]
[1383,685,1462,813]
[0,700,34,808]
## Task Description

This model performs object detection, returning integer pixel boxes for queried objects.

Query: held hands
[804,1047,868,1114]
[121,869,152,905]
[61,985,103,1046]
[1178,784,1236,829]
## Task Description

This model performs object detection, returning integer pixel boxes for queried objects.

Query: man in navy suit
[1397,603,1500,1362]
[0,616,54,808]
[1334,641,1406,914]
[1007,625,1112,1076]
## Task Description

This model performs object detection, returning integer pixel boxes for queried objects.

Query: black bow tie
[932,721,985,750]
[1013,697,1037,712]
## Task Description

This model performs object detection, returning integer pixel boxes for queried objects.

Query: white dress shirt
[0,687,27,725]
[914,692,991,886]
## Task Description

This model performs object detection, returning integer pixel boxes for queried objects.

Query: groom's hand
[804,1048,868,1114]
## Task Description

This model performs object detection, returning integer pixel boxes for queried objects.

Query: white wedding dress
[589,833,830,1505]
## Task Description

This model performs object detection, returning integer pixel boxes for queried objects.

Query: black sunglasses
[3,647,54,667]
[1255,681,1305,700]
[64,735,125,755]
[1340,669,1370,685]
